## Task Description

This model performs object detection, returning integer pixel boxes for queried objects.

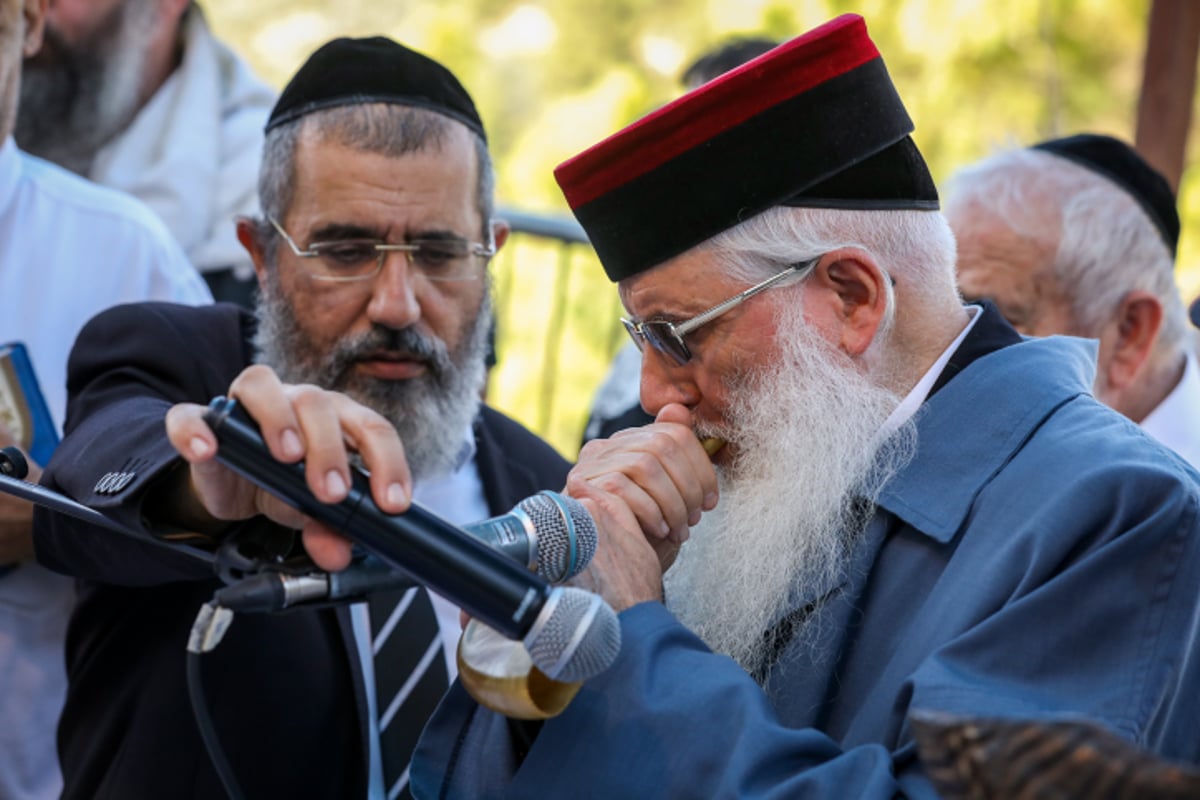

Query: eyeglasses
[622,257,819,366]
[267,216,495,283]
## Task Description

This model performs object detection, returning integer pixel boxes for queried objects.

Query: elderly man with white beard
[395,14,1200,799]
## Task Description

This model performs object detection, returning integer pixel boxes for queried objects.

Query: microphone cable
[4,441,609,796]
[186,599,246,800]
[0,446,246,798]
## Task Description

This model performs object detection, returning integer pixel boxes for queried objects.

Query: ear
[22,0,46,58]
[804,249,891,357]
[1098,291,1163,391]
[236,216,272,291]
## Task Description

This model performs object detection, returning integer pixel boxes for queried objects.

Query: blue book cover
[0,341,59,467]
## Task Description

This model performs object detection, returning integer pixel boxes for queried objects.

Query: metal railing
[488,207,625,456]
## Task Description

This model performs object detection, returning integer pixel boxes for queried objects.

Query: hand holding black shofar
[910,709,1200,800]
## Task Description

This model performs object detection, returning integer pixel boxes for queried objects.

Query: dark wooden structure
[911,709,1200,800]
[1136,0,1200,191]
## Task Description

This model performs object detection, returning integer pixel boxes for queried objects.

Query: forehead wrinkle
[619,253,739,323]
[287,137,480,244]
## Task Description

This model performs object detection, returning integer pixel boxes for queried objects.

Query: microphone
[466,491,597,582]
[203,396,621,682]
[216,491,597,612]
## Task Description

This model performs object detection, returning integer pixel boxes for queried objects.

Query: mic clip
[212,524,414,614]
[211,521,337,614]
[212,519,314,586]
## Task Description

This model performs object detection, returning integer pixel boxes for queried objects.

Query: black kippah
[265,36,485,142]
[1033,134,1178,257]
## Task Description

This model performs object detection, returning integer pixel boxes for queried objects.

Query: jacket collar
[877,333,1097,542]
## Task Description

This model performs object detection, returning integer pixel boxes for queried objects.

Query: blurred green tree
[204,0,1197,456]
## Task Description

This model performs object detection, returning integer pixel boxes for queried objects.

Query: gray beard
[252,273,490,481]
[16,0,160,174]
[664,305,916,677]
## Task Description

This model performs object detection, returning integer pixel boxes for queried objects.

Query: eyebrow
[625,302,712,328]
[408,229,472,244]
[308,222,384,242]
[621,291,701,325]
[308,223,472,244]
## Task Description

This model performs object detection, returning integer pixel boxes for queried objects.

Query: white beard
[664,305,916,676]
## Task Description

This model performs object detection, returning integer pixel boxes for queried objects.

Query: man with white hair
[388,15,1200,797]
[582,35,779,445]
[946,134,1200,468]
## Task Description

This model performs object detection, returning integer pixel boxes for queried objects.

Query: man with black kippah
[33,36,568,799]
[946,133,1200,468]
[398,15,1200,798]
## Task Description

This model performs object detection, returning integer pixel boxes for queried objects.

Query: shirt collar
[413,423,478,489]
[0,138,23,213]
[451,427,477,473]
[1140,349,1200,469]
[880,305,981,438]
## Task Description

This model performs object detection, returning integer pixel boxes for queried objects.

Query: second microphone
[217,491,597,612]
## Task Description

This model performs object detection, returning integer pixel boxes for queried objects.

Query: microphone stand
[0,446,246,799]
[0,446,213,563]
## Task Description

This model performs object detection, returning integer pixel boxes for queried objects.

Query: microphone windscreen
[525,587,621,682]
[520,493,598,582]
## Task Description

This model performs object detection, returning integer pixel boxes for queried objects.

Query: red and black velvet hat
[554,14,938,282]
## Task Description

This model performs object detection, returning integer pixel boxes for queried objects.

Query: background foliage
[204,0,1200,456]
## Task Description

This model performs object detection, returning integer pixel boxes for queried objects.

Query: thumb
[655,403,693,427]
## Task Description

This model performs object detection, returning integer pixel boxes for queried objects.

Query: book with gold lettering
[0,342,58,467]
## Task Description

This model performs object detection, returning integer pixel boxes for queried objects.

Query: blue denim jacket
[414,335,1200,799]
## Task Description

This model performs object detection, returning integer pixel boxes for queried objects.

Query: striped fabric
[369,586,448,800]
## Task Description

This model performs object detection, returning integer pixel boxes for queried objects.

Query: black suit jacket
[34,302,571,800]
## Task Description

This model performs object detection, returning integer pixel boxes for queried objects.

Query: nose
[366,252,422,330]
[639,347,700,417]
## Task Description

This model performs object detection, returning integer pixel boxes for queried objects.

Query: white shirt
[88,7,275,278]
[0,136,212,800]
[1141,349,1200,470]
[881,305,983,436]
